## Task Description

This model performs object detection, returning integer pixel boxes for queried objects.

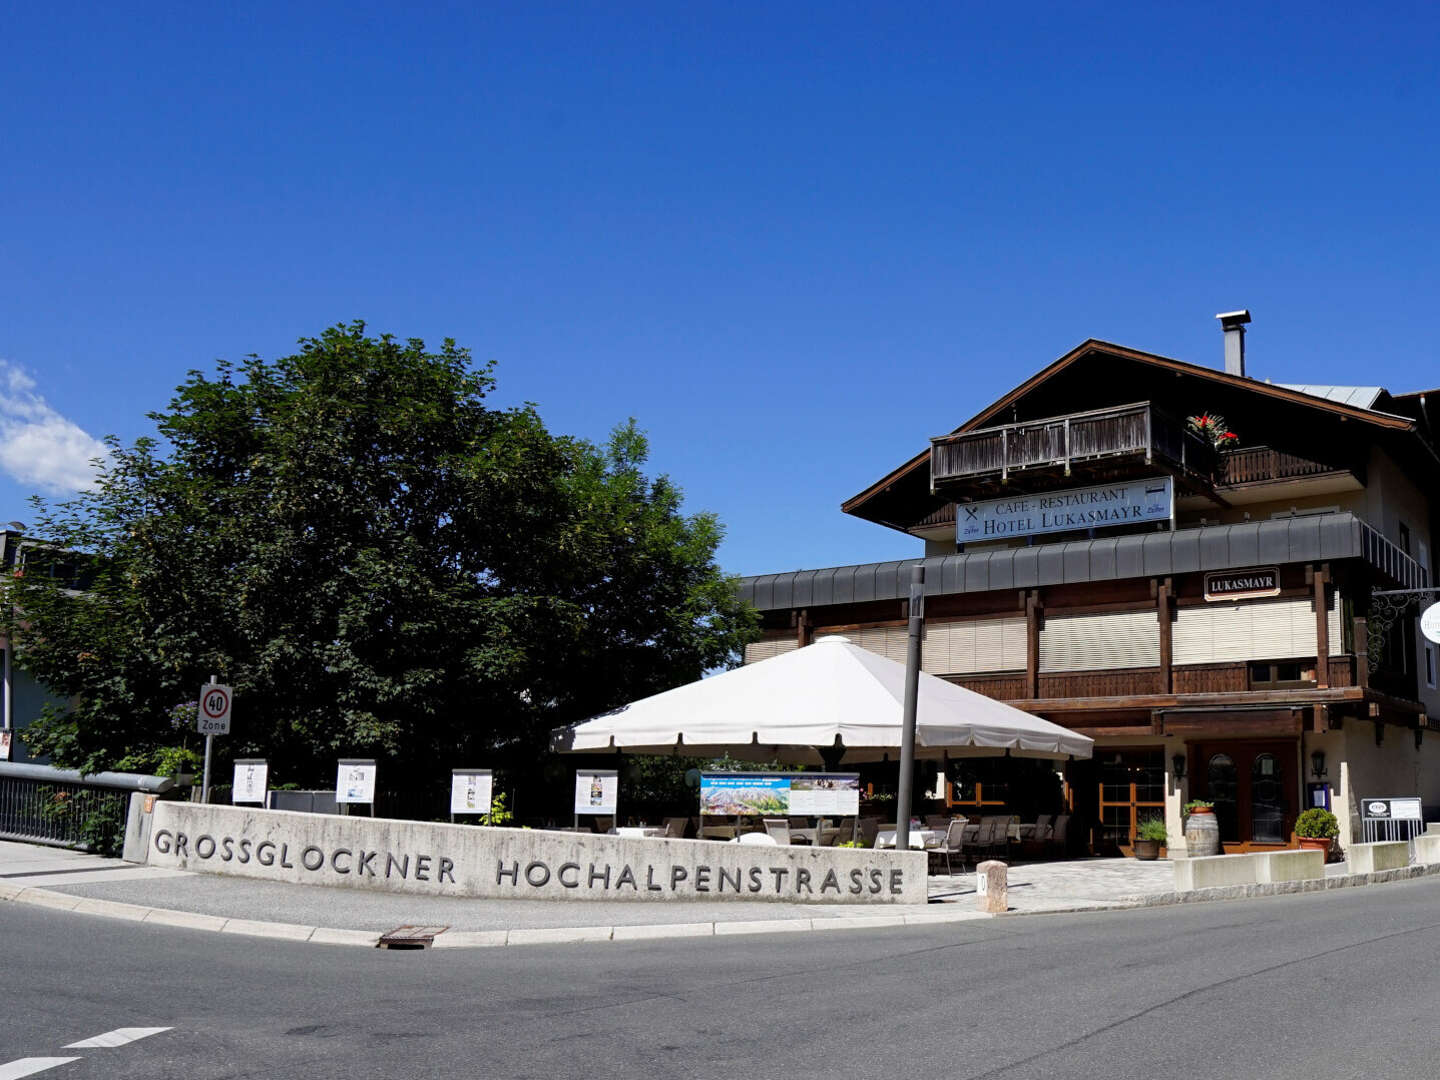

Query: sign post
[573,769,619,830]
[336,759,378,816]
[231,758,269,806]
[196,677,233,804]
[450,769,494,822]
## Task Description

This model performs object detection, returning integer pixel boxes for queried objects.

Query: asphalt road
[5,876,1440,1080]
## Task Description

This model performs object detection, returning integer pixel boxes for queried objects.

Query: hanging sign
[1421,602,1440,646]
[336,759,377,804]
[1205,567,1281,602]
[231,759,269,805]
[197,683,233,735]
[574,769,618,815]
[956,477,1173,544]
[451,769,494,816]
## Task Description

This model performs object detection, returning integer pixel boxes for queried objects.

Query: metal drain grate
[376,924,449,950]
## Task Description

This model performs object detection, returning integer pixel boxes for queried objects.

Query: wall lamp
[1310,750,1327,779]
[1171,754,1186,780]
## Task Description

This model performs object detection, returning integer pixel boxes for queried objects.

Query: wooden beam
[1157,576,1173,695]
[1314,563,1330,689]
[1025,589,1042,700]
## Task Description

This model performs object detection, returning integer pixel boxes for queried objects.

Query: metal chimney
[1216,309,1251,377]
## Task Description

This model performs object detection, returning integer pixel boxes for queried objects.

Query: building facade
[739,324,1440,855]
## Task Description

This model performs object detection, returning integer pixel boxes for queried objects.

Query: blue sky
[3,4,1439,577]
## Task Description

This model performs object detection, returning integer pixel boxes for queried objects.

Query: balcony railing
[931,402,1210,489]
[1217,446,1356,486]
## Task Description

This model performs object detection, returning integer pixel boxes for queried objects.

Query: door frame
[1189,738,1300,852]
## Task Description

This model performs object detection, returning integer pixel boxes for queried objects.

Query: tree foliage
[5,323,755,789]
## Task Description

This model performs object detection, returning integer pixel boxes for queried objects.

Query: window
[1427,644,1437,691]
[1399,521,1411,556]
[1248,660,1318,689]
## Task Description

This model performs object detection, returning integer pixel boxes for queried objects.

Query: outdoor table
[613,826,667,838]
[875,828,945,850]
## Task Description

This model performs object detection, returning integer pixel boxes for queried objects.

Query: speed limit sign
[198,683,233,735]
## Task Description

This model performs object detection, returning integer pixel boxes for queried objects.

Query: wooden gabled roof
[842,339,1420,533]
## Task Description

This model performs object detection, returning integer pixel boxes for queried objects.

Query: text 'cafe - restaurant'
[740,318,1440,856]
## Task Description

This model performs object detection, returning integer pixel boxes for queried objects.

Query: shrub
[1295,808,1339,839]
[1137,817,1169,843]
[1182,800,1214,815]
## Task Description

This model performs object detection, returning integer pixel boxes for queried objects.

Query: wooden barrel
[1184,809,1220,857]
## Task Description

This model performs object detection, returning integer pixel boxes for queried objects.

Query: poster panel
[0,730,10,761]
[231,759,269,805]
[335,759,377,804]
[451,769,494,815]
[574,769,619,815]
[789,774,861,816]
[699,774,790,816]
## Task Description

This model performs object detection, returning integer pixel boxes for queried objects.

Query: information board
[574,769,618,815]
[231,759,269,805]
[335,759,377,804]
[1421,602,1440,646]
[699,772,860,816]
[451,769,494,816]
[1363,796,1422,821]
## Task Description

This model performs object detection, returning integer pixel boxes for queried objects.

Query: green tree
[5,322,755,798]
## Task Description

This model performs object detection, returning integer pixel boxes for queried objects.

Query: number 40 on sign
[198,684,233,735]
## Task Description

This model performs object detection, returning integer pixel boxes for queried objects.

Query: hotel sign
[957,477,1173,543]
[1205,567,1280,602]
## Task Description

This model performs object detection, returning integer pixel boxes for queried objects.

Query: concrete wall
[1339,720,1440,845]
[141,802,929,904]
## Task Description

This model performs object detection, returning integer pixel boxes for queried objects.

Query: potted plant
[1182,799,1220,857]
[1294,808,1339,859]
[1134,816,1168,861]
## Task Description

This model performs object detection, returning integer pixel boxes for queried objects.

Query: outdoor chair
[933,818,970,877]
[662,816,689,838]
[925,814,950,829]
[1020,814,1054,856]
[591,816,614,834]
[858,817,881,848]
[1048,814,1071,858]
[763,818,793,845]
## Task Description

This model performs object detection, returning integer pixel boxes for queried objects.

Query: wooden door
[1191,740,1298,851]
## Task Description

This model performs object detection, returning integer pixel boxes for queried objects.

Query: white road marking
[0,1059,81,1079]
[64,1027,171,1049]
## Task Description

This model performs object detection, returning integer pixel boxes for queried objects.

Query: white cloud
[0,361,109,494]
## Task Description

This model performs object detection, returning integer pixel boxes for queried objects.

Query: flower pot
[1133,839,1162,861]
[1296,836,1333,859]
[1184,808,1220,858]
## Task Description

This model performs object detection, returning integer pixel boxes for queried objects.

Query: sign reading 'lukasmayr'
[957,477,1173,543]
[1205,567,1280,602]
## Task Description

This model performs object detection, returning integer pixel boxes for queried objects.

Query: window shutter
[922,617,1026,675]
[743,636,800,664]
[1173,597,1331,665]
[1039,611,1159,672]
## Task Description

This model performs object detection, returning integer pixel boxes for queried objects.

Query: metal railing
[0,761,173,852]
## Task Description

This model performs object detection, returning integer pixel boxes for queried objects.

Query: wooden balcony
[1216,445,1362,487]
[930,401,1212,494]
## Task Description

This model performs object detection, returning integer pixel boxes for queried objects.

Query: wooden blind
[922,617,1027,675]
[843,626,911,663]
[1039,611,1160,673]
[1172,596,1341,666]
[743,635,800,664]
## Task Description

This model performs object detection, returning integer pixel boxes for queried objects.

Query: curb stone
[6,860,1440,948]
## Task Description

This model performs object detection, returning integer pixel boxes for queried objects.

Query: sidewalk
[5,840,1429,947]
[0,840,1169,937]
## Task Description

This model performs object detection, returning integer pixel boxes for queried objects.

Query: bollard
[976,860,1008,913]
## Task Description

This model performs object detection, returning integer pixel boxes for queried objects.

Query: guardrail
[0,761,174,854]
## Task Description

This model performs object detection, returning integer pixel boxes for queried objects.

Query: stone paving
[927,856,1175,912]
